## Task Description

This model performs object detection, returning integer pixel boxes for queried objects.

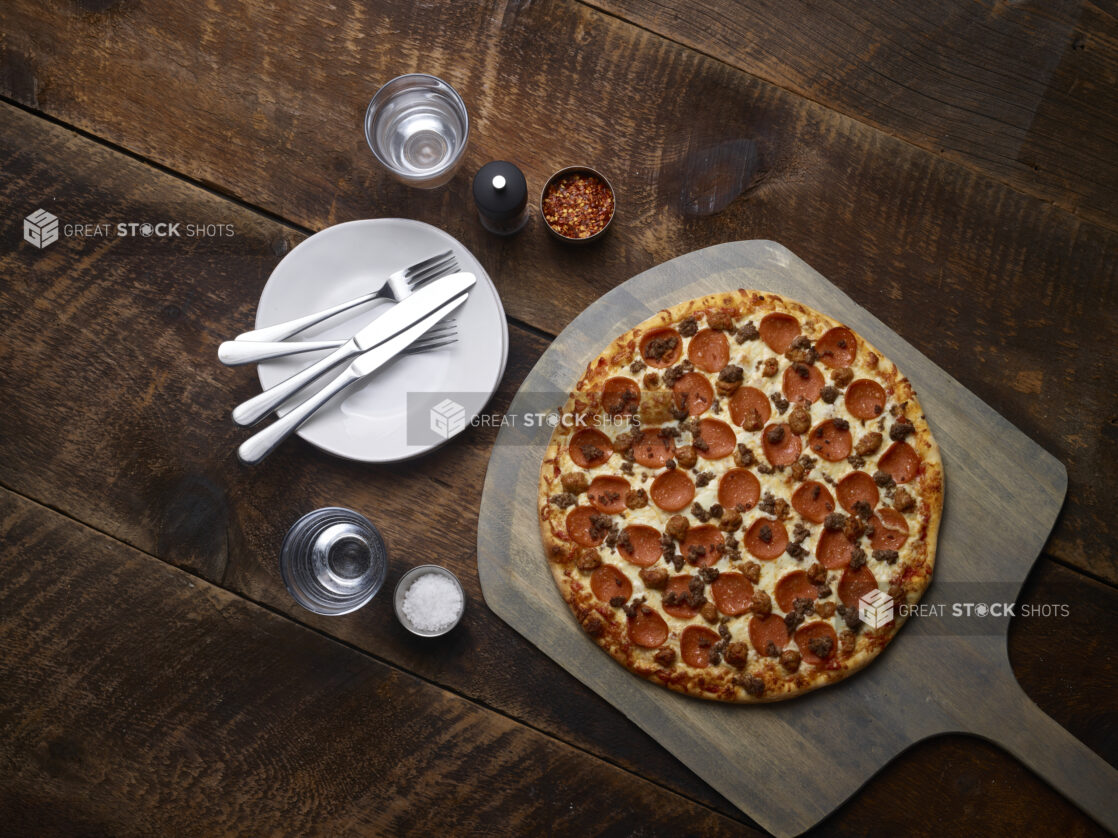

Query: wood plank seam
[0,93,567,352]
[0,480,755,828]
[1042,553,1118,592]
[574,0,1118,233]
[0,93,320,240]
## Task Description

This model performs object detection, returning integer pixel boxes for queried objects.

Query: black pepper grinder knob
[473,161,529,235]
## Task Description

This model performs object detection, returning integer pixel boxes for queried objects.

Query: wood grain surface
[2,0,1114,585]
[585,0,1118,228]
[1,0,1115,832]
[0,102,747,820]
[2,98,1115,836]
[476,240,1116,835]
[0,488,752,837]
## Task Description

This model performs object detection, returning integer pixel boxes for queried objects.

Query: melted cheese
[554,316,928,674]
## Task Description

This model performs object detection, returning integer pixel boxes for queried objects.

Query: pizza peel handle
[966,673,1118,833]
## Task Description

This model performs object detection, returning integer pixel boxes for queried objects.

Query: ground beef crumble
[808,636,835,659]
[551,492,577,509]
[644,335,679,362]
[735,321,759,343]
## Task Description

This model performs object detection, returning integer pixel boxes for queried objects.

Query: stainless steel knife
[237,293,469,465]
[231,271,475,426]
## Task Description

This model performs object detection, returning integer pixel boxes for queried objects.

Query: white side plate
[254,218,508,462]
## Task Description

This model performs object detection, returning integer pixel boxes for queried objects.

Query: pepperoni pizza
[537,291,943,701]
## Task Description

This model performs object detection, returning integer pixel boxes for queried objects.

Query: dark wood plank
[0,488,754,837]
[1,106,1116,834]
[1009,559,1118,755]
[2,0,1115,581]
[822,735,1110,837]
[586,0,1118,229]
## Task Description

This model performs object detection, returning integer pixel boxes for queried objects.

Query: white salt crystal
[401,572,463,632]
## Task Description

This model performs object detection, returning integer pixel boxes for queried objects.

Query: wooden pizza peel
[476,240,1118,836]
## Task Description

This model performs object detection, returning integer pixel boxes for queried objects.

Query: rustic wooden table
[1,1,1114,835]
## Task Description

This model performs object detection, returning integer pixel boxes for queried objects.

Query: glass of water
[365,74,469,189]
[280,507,388,615]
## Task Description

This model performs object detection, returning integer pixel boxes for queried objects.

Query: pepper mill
[472,161,529,235]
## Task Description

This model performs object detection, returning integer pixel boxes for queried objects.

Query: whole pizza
[538,290,943,702]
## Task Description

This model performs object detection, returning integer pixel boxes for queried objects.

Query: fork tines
[407,250,458,289]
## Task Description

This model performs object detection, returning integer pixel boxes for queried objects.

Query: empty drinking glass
[365,74,469,189]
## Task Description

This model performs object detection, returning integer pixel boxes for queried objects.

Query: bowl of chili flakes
[540,166,616,243]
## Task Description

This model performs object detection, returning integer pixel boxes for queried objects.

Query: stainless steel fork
[233,250,457,344]
[218,320,458,365]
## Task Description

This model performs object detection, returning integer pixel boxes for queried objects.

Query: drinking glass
[364,74,469,189]
[280,507,388,615]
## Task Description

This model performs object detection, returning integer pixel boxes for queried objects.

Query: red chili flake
[543,173,614,239]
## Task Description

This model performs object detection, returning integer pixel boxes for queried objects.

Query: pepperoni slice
[710,572,754,616]
[639,327,683,368]
[587,475,630,514]
[663,574,697,619]
[774,570,820,612]
[838,564,879,608]
[795,621,839,665]
[729,386,771,430]
[836,471,879,514]
[845,379,887,420]
[879,441,920,483]
[680,525,725,567]
[650,469,695,512]
[759,312,801,353]
[590,564,632,603]
[687,328,730,373]
[566,506,606,547]
[744,517,788,560]
[870,507,910,551]
[816,529,855,569]
[672,372,714,416]
[681,625,722,668]
[782,363,825,405]
[718,468,761,512]
[632,428,674,468]
[815,327,857,369]
[791,481,835,523]
[627,605,669,648]
[808,420,853,462]
[569,428,611,468]
[602,376,641,416]
[749,614,789,656]
[618,525,663,567]
[695,419,736,459]
[761,423,802,466]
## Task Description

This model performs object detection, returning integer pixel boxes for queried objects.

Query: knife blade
[231,271,475,427]
[237,292,469,465]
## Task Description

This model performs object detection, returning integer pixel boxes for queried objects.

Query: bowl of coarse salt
[394,565,465,637]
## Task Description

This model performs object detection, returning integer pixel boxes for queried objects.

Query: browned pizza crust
[538,290,943,702]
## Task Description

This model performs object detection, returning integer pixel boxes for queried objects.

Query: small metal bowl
[540,166,615,244]
[393,565,466,637]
